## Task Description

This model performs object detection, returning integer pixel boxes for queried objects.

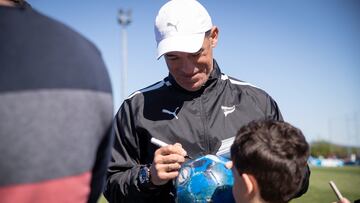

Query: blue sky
[27,0,360,147]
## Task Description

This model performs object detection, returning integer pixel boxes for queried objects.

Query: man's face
[164,28,217,92]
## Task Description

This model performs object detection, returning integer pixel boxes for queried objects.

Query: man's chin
[184,85,202,92]
[179,80,205,92]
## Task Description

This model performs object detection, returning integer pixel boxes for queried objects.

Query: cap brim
[157,33,205,59]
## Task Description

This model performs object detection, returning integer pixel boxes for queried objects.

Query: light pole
[118,9,131,101]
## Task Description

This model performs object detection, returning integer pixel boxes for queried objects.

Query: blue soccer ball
[176,154,235,203]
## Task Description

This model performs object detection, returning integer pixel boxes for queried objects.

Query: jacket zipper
[200,94,210,154]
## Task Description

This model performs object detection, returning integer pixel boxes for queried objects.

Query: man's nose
[181,57,196,74]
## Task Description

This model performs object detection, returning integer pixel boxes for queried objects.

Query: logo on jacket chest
[221,105,236,117]
[162,107,179,119]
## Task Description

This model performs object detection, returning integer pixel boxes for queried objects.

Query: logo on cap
[167,22,178,32]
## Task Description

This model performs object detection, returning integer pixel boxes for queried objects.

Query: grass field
[98,166,360,203]
[292,166,360,203]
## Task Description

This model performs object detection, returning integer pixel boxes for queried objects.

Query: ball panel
[176,155,235,203]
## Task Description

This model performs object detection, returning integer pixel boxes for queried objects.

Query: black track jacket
[105,60,303,202]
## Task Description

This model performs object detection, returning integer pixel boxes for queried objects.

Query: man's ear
[209,26,219,48]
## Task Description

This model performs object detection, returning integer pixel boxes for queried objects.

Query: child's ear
[241,173,253,194]
[241,173,258,195]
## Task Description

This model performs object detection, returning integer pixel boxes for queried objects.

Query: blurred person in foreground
[104,0,309,202]
[0,0,113,202]
[230,120,310,203]
[334,198,351,203]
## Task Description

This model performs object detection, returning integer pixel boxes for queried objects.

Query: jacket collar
[167,59,221,94]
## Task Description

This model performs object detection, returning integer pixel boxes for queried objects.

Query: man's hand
[149,143,187,185]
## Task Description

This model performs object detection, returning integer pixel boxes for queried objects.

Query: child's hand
[225,161,233,169]
[333,197,351,203]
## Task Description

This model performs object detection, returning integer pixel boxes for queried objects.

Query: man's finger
[158,171,179,180]
[162,154,186,164]
[157,163,181,172]
[156,144,187,157]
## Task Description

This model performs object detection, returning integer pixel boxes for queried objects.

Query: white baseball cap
[154,0,213,59]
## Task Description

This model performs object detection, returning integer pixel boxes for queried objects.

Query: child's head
[230,120,309,203]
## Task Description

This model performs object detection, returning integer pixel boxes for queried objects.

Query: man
[230,120,310,203]
[104,0,307,202]
[0,0,113,202]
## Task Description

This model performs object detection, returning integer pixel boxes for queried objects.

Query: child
[230,120,310,203]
